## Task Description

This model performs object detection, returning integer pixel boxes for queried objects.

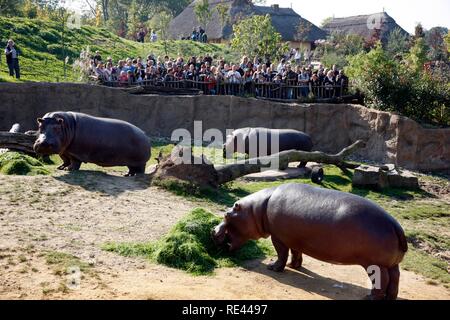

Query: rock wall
[0,83,448,171]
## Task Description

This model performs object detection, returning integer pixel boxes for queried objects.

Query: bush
[39,30,59,43]
[346,43,449,126]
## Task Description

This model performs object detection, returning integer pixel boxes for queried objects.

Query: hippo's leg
[67,158,81,171]
[386,265,400,300]
[287,249,303,270]
[297,162,307,168]
[367,266,390,300]
[267,236,289,272]
[125,165,146,177]
[57,154,71,170]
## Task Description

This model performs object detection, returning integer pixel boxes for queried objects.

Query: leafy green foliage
[346,42,449,126]
[0,151,49,175]
[103,208,274,275]
[194,0,212,29]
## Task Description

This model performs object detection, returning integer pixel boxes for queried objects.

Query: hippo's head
[212,202,262,252]
[33,117,66,155]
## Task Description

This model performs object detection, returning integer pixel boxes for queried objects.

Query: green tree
[406,37,429,73]
[0,0,25,16]
[386,28,410,58]
[446,31,450,55]
[194,0,212,29]
[231,14,288,61]
[148,10,173,55]
[215,2,229,29]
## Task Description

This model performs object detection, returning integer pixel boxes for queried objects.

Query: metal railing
[98,76,350,100]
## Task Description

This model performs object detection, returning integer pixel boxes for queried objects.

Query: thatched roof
[168,0,327,42]
[322,12,410,42]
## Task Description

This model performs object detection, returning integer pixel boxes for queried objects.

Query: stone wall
[0,83,448,171]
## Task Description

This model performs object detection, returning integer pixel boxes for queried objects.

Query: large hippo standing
[212,183,407,300]
[223,128,313,167]
[33,111,151,176]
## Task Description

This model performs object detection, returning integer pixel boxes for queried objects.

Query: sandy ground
[0,172,449,300]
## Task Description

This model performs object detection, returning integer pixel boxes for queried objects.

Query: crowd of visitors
[89,50,350,99]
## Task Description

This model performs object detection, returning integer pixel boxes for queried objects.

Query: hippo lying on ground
[212,183,407,300]
[223,128,313,167]
[33,112,151,176]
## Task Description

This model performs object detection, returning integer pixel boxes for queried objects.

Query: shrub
[0,152,49,175]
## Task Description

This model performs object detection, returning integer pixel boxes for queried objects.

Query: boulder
[387,170,419,189]
[352,165,389,190]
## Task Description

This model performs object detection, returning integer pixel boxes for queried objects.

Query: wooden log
[215,140,366,184]
[0,132,37,154]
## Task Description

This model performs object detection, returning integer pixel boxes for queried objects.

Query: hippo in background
[212,183,407,300]
[223,128,313,167]
[33,111,151,176]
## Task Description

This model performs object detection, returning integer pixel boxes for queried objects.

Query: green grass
[45,250,91,276]
[0,151,49,175]
[103,208,274,275]
[0,17,239,83]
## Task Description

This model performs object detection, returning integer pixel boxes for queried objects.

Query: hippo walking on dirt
[33,112,151,176]
[212,183,407,300]
[223,128,313,167]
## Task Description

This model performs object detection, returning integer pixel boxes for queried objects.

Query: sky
[65,0,449,34]
[264,0,450,33]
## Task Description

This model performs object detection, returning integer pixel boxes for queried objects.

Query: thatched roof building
[168,0,327,48]
[322,12,409,42]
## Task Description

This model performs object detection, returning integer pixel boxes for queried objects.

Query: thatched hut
[322,11,410,43]
[168,0,327,50]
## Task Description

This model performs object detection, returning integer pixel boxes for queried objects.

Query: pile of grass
[0,151,49,175]
[103,208,274,275]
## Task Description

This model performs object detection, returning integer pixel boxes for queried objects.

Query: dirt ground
[0,171,449,300]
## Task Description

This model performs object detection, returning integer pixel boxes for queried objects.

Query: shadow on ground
[242,258,371,300]
[54,170,151,196]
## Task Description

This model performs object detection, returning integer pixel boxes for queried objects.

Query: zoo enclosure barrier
[101,77,351,100]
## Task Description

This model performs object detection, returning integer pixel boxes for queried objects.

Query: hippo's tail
[393,221,408,253]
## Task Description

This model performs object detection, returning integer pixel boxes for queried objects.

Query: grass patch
[45,251,91,276]
[0,152,49,175]
[103,208,274,275]
[401,248,450,287]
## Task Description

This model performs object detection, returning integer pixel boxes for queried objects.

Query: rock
[352,165,389,190]
[380,164,396,171]
[387,170,419,189]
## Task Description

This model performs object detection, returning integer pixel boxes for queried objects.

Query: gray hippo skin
[212,183,408,300]
[33,111,151,176]
[223,128,313,167]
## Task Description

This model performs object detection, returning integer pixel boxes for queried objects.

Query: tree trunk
[0,132,37,154]
[215,140,365,184]
[151,141,366,188]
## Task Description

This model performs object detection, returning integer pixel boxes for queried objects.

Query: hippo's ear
[37,118,44,124]
[233,203,241,212]
[56,118,64,125]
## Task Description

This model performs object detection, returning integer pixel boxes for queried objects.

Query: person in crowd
[298,67,310,97]
[119,71,128,86]
[323,70,336,98]
[4,39,20,79]
[150,30,158,42]
[336,70,349,96]
[283,64,297,99]
[93,51,102,65]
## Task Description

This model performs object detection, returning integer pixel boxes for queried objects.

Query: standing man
[5,39,20,79]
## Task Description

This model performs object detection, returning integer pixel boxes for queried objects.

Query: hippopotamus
[212,183,407,300]
[223,128,313,167]
[33,112,151,176]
